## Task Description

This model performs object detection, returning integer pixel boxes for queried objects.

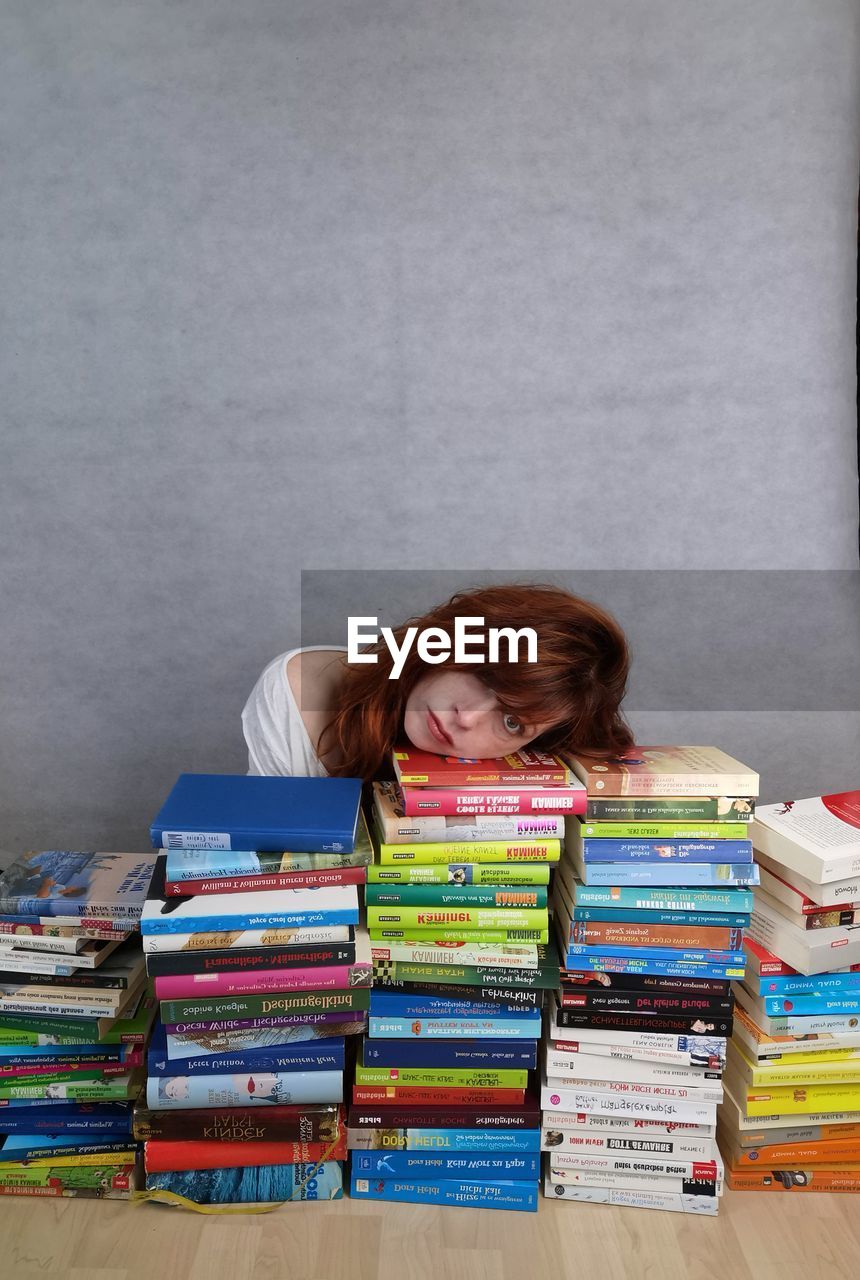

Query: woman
[242,583,633,780]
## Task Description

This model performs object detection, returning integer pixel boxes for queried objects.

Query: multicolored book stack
[134,774,370,1207]
[0,850,157,1199]
[543,746,760,1216]
[720,790,860,1193]
[348,751,574,1212]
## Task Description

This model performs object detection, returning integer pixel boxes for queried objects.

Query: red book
[348,1103,540,1128]
[351,1086,526,1106]
[397,785,585,818]
[393,748,573,788]
[163,866,366,897]
[143,1135,347,1172]
[152,962,370,1000]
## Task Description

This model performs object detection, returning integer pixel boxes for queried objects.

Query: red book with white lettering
[397,784,586,818]
[392,747,573,787]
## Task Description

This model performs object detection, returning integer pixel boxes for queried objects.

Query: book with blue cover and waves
[143,1160,343,1203]
[0,851,156,921]
[350,1170,538,1210]
[150,775,362,854]
[146,1022,346,1075]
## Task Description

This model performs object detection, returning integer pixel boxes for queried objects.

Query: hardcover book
[392,747,573,787]
[565,747,759,798]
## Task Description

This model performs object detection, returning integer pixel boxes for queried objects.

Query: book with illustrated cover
[751,792,860,884]
[392,747,573,787]
[150,774,363,854]
[142,1161,344,1203]
[144,1068,343,1110]
[372,782,565,844]
[585,797,755,822]
[164,810,373,880]
[0,852,156,920]
[565,747,759,798]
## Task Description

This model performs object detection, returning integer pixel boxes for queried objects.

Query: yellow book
[728,1041,860,1088]
[377,839,561,865]
[739,1079,860,1118]
[3,1150,137,1169]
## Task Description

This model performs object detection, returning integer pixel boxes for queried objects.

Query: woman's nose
[454,694,497,729]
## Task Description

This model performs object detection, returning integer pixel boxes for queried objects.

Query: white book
[545,1045,722,1088]
[548,1166,722,1196]
[541,1126,717,1160]
[747,897,860,976]
[544,1174,719,1215]
[541,1075,718,1124]
[755,851,860,908]
[549,1149,719,1178]
[752,794,860,885]
[541,1109,715,1137]
[142,924,352,953]
[549,1032,726,1071]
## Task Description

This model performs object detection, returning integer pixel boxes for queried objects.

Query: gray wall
[1,1,858,848]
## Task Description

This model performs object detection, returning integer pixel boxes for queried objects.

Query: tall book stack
[134,774,370,1208]
[348,752,575,1212]
[0,850,156,1200]
[544,746,760,1216]
[719,791,860,1194]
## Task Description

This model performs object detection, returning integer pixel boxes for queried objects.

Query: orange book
[725,1139,860,1166]
[570,921,742,950]
[726,1167,860,1192]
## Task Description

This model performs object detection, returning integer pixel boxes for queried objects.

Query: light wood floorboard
[2,1190,860,1280]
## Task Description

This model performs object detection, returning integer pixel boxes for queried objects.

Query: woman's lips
[427,709,454,748]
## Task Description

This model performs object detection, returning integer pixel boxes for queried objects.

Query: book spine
[351,1150,540,1178]
[143,1161,344,1203]
[585,799,754,822]
[361,1039,537,1069]
[347,1120,540,1143]
[577,863,760,887]
[369,994,535,1018]
[568,923,744,950]
[367,863,551,886]
[549,1151,719,1180]
[153,826,355,855]
[158,989,371,1023]
[162,1013,366,1037]
[143,1136,346,1172]
[543,1176,718,1214]
[740,1083,860,1116]
[376,982,542,1008]
[140,906,359,935]
[365,886,548,908]
[399,788,585,818]
[580,822,749,840]
[558,973,729,997]
[375,812,565,842]
[368,906,547,930]
[553,1008,733,1036]
[349,1171,538,1210]
[541,1111,714,1137]
[145,1069,344,1110]
[762,993,860,1016]
[577,768,757,796]
[372,962,559,989]
[166,850,369,878]
[558,991,733,1016]
[549,1036,726,1070]
[147,1044,345,1076]
[726,1168,860,1191]
[163,867,366,895]
[145,942,357,977]
[377,842,561,866]
[562,955,742,980]
[367,1015,541,1040]
[545,1054,722,1089]
[142,924,352,954]
[725,1138,860,1164]
[548,1167,718,1196]
[581,840,752,863]
[352,1086,525,1105]
[570,907,750,928]
[752,971,860,997]
[371,927,549,944]
[543,1129,716,1159]
[152,962,370,1000]
[541,1083,716,1124]
[353,1066,528,1088]
[395,755,571,786]
[0,1078,133,1101]
[571,886,754,912]
[563,943,745,965]
[369,942,538,968]
[132,1104,343,1142]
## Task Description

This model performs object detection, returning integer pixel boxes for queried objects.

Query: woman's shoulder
[285,648,348,711]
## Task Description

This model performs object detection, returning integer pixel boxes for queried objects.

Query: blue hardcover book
[570,907,750,928]
[368,1014,542,1040]
[562,943,746,966]
[145,1068,344,1109]
[147,1022,345,1075]
[561,953,744,980]
[0,1134,134,1162]
[577,863,760,887]
[762,993,860,1017]
[150,774,362,854]
[145,1161,344,1203]
[569,884,755,912]
[581,839,753,863]
[349,1129,541,1153]
[751,971,860,998]
[0,1104,132,1134]
[349,1170,538,1211]
[368,992,537,1019]
[361,1039,537,1070]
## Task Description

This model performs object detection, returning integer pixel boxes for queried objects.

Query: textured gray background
[1,1,858,848]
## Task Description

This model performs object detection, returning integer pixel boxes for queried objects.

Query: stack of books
[720,790,860,1193]
[544,746,760,1216]
[0,850,156,1200]
[348,751,576,1212]
[135,774,370,1207]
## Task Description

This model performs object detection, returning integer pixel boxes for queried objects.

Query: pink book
[397,784,586,818]
[152,963,371,1000]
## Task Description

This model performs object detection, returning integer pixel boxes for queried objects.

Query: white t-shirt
[241,647,348,778]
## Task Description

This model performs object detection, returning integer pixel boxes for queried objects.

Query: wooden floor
[2,1189,859,1280]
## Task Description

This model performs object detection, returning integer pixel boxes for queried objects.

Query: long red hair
[318,583,633,780]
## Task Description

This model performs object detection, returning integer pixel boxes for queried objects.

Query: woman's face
[403,670,556,759]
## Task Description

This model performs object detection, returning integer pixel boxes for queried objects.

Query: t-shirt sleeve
[241,654,295,777]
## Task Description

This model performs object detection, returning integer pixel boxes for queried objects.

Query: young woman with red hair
[241,584,633,780]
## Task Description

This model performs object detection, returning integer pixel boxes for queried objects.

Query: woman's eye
[502,713,523,734]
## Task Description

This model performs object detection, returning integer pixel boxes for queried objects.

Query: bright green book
[579,821,750,840]
[377,840,561,865]
[367,906,548,930]
[368,927,549,944]
[365,885,548,908]
[0,1074,137,1101]
[354,1065,528,1088]
[367,863,551,886]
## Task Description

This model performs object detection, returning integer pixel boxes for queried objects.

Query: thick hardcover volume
[398,785,586,818]
[566,746,760,797]
[579,839,753,864]
[0,851,156,920]
[143,1161,344,1203]
[152,962,371,1000]
[552,1007,733,1036]
[367,863,551,886]
[350,1171,538,1211]
[158,988,371,1024]
[373,782,565,843]
[392,747,572,787]
[144,1136,346,1172]
[726,1168,860,1192]
[366,886,548,908]
[751,792,860,884]
[150,774,363,854]
[377,840,561,866]
[132,1103,343,1143]
[567,922,744,950]
[348,1103,540,1128]
[585,797,755,822]
[145,941,357,977]
[163,866,366,896]
[568,884,754,912]
[361,1039,537,1069]
[352,1150,539,1179]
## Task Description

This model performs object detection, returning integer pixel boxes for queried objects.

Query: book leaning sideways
[150,775,363,854]
[0,851,157,921]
